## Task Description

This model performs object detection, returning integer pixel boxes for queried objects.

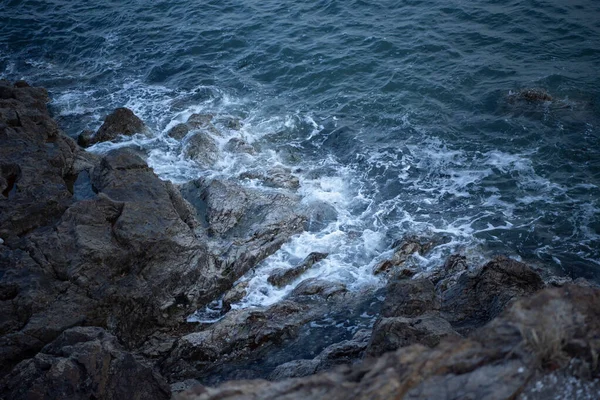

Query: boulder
[373,236,434,275]
[268,252,328,288]
[183,131,220,166]
[168,123,190,140]
[222,281,249,311]
[290,278,347,300]
[0,327,170,400]
[80,107,146,146]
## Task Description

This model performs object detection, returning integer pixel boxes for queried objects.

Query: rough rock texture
[183,132,220,166]
[366,256,544,357]
[180,178,307,283]
[373,236,436,275]
[239,166,300,190]
[79,107,146,146]
[268,252,328,287]
[224,138,255,154]
[176,284,600,400]
[0,327,170,400]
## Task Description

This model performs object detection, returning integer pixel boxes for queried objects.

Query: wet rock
[224,137,255,154]
[290,278,347,300]
[239,166,300,190]
[268,252,328,288]
[380,278,439,318]
[168,123,190,140]
[183,131,220,166]
[80,107,147,146]
[0,327,170,400]
[176,284,600,400]
[373,236,434,275]
[314,329,371,371]
[304,200,338,232]
[222,281,249,311]
[163,301,311,381]
[225,118,243,131]
[507,88,553,103]
[181,177,306,283]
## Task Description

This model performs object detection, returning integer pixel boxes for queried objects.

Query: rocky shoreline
[1,80,599,399]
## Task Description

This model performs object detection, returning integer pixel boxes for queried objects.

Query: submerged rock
[373,236,435,275]
[183,131,220,166]
[239,166,300,190]
[224,137,255,154]
[79,107,147,146]
[507,88,553,103]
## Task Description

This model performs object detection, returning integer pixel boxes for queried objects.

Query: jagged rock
[239,166,300,190]
[268,252,328,288]
[314,329,371,371]
[162,301,311,382]
[268,359,321,381]
[183,131,220,166]
[222,281,249,311]
[80,107,147,146]
[180,177,306,282]
[440,256,544,334]
[290,278,347,300]
[304,200,338,232]
[367,312,460,357]
[373,236,434,275]
[224,138,255,154]
[380,278,439,318]
[168,123,190,140]
[0,327,170,400]
[176,284,600,400]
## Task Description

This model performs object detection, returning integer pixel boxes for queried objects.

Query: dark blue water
[2,0,600,298]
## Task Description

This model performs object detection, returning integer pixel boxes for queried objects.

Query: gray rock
[0,327,170,400]
[81,107,147,146]
[222,281,249,311]
[183,131,220,166]
[290,278,347,300]
[267,252,328,288]
[268,359,320,381]
[240,166,300,190]
[224,138,255,154]
[168,123,190,140]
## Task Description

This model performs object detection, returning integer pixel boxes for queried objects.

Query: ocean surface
[2,0,600,310]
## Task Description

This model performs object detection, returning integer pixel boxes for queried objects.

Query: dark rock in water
[223,137,255,154]
[80,107,146,146]
[0,327,170,400]
[373,236,435,275]
[168,123,190,140]
[181,177,306,283]
[304,200,338,232]
[187,113,214,129]
[183,131,220,166]
[162,301,311,381]
[380,278,440,318]
[222,281,249,311]
[239,166,300,190]
[268,252,328,288]
[290,278,347,300]
[77,129,94,147]
[225,118,243,131]
[507,88,553,103]
[177,284,600,400]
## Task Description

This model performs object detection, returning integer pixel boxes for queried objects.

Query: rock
[183,131,220,166]
[168,123,190,140]
[239,166,300,190]
[224,138,255,154]
[81,107,147,146]
[162,301,311,381]
[290,278,347,300]
[77,129,94,147]
[373,236,434,275]
[225,118,242,131]
[304,200,338,232]
[367,313,460,357]
[314,329,371,371]
[180,177,306,282]
[176,284,600,400]
[268,359,320,381]
[268,252,328,288]
[440,256,544,334]
[222,281,249,311]
[508,88,553,103]
[0,327,170,400]
[380,278,439,318]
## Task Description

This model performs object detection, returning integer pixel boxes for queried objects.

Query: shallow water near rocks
[2,0,599,359]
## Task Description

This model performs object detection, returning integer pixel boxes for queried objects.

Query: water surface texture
[2,0,600,304]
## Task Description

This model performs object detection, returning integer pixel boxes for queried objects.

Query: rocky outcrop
[78,107,146,146]
[176,284,600,400]
[239,166,300,190]
[367,256,544,357]
[0,327,170,400]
